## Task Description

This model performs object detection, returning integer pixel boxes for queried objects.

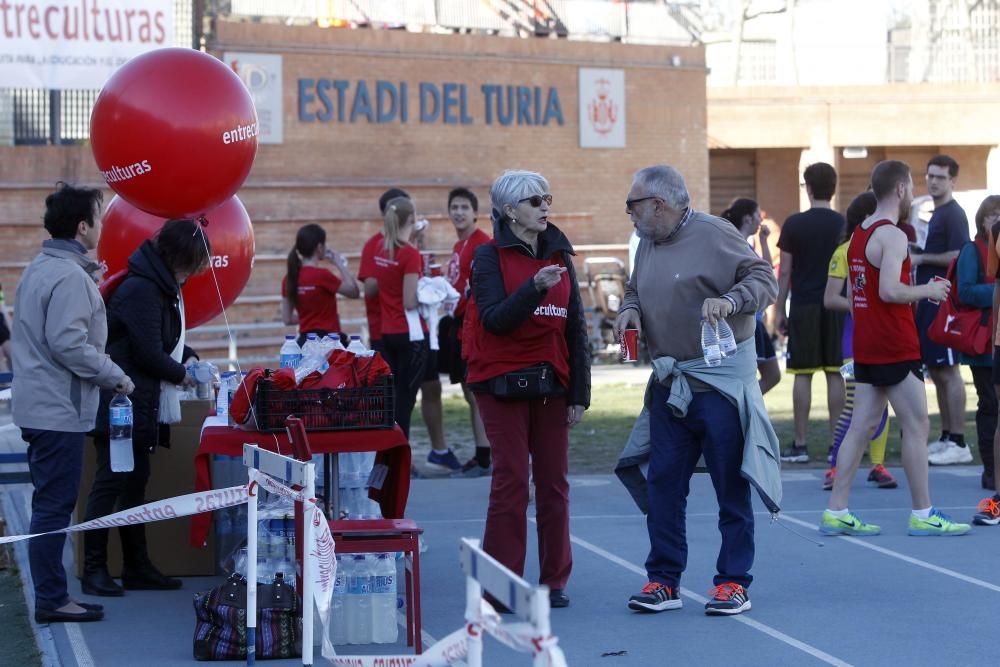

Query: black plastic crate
[252,374,394,432]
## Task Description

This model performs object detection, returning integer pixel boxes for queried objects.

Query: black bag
[193,573,301,661]
[489,363,563,400]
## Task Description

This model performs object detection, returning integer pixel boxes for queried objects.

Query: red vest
[848,219,921,364]
[463,243,571,388]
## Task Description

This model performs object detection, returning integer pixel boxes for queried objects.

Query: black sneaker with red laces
[704,583,751,616]
[627,581,682,613]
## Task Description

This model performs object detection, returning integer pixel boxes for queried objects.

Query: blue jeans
[645,384,754,589]
[21,428,85,611]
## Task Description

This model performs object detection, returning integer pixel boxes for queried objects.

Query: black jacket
[94,241,193,447]
[470,219,591,408]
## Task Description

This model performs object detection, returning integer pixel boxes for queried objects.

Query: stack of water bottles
[700,318,738,366]
[331,553,398,644]
[232,506,296,587]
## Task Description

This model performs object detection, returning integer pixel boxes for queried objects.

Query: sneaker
[450,459,493,478]
[819,510,881,536]
[426,449,462,471]
[927,439,949,457]
[867,464,898,489]
[704,583,750,616]
[780,444,809,463]
[822,467,835,491]
[928,441,974,466]
[972,497,1000,526]
[627,581,682,613]
[908,508,971,536]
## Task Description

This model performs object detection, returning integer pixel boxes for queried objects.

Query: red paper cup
[429,263,442,277]
[620,328,639,363]
[929,275,948,305]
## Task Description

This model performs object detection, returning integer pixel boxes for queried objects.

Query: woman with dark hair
[363,197,428,438]
[822,191,896,491]
[958,196,1000,494]
[720,199,780,394]
[282,223,360,346]
[81,219,211,596]
[463,169,590,609]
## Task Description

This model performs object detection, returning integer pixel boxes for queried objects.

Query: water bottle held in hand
[839,361,855,379]
[701,320,722,367]
[717,318,737,357]
[109,393,134,472]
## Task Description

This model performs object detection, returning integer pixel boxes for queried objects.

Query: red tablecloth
[190,423,410,547]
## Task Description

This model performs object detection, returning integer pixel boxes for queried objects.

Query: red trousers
[475,394,572,590]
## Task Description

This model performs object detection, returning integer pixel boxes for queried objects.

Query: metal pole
[246,472,258,665]
[465,571,483,667]
[301,461,315,665]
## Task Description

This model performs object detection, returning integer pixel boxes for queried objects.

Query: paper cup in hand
[620,328,639,363]
[929,275,948,305]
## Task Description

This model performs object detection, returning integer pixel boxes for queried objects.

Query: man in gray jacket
[12,182,133,624]
[615,165,777,616]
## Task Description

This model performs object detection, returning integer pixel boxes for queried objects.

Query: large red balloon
[90,48,258,218]
[97,195,256,329]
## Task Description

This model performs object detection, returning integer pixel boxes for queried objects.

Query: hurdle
[242,441,318,666]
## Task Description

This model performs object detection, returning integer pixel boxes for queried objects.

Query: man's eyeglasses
[625,196,658,213]
[518,194,553,208]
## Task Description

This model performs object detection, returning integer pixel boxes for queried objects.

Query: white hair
[490,169,550,223]
[633,165,690,210]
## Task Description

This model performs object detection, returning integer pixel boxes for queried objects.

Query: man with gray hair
[615,165,779,616]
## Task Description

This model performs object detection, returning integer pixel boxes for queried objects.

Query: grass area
[419,367,984,475]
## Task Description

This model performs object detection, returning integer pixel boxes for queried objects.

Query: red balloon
[97,195,256,329]
[90,48,258,218]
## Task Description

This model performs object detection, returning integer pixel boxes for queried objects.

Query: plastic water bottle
[840,361,855,379]
[325,333,345,351]
[332,556,348,644]
[216,371,235,417]
[280,335,302,369]
[371,553,398,643]
[717,318,737,357]
[346,335,366,355]
[345,555,373,644]
[395,552,405,613]
[700,320,722,367]
[109,393,134,472]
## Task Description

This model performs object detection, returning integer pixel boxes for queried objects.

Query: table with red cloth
[190,423,410,548]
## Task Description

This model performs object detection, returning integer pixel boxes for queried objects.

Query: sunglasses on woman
[518,194,553,208]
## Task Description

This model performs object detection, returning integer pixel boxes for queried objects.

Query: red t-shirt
[358,232,384,341]
[373,242,422,335]
[848,219,920,365]
[281,265,342,334]
[446,228,490,319]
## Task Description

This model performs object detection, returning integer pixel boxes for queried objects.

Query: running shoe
[426,449,462,471]
[928,441,973,465]
[927,438,949,457]
[450,459,493,478]
[780,444,809,463]
[867,464,898,489]
[704,583,751,616]
[908,508,971,536]
[972,497,1000,526]
[822,467,836,491]
[627,581,682,613]
[819,510,881,536]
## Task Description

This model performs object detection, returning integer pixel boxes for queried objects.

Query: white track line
[780,514,1000,594]
[566,532,853,667]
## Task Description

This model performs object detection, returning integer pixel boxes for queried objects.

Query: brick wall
[0,23,708,354]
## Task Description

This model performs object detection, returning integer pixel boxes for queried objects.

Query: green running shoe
[908,509,971,536]
[819,510,881,536]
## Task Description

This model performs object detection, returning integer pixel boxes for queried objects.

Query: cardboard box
[74,399,217,578]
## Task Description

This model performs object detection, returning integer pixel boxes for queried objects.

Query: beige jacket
[621,210,777,362]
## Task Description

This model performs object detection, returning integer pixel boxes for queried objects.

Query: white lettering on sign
[222,122,259,145]
[100,159,152,184]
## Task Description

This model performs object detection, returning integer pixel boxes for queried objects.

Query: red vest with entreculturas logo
[463,242,571,388]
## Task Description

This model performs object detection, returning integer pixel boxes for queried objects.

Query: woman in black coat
[81,219,210,596]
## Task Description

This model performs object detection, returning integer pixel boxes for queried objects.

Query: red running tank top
[847,219,921,364]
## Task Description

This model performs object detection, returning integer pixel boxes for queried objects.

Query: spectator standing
[775,163,846,463]
[616,166,778,616]
[720,198,781,395]
[0,282,11,372]
[821,160,969,537]
[281,223,360,347]
[463,170,590,609]
[973,197,1000,525]
[11,183,132,623]
[82,219,211,596]
[438,187,493,477]
[916,155,972,465]
[358,188,410,352]
[822,192,896,491]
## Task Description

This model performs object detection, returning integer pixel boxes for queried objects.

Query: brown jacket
[621,210,777,362]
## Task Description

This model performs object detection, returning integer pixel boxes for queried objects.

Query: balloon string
[195,227,284,456]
